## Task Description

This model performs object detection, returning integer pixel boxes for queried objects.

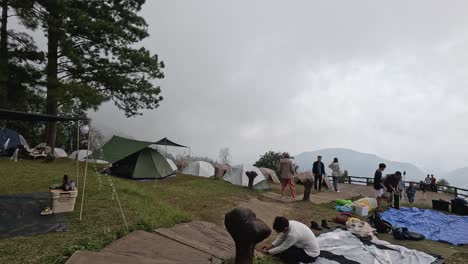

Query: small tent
[166,158,178,171]
[69,150,93,161]
[53,148,68,158]
[90,136,177,179]
[112,147,175,179]
[259,167,280,183]
[182,161,215,177]
[0,128,28,156]
[223,164,270,190]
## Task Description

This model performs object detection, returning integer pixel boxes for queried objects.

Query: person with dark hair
[383,171,402,209]
[373,163,387,210]
[420,180,428,200]
[279,152,296,200]
[406,182,416,204]
[424,174,431,192]
[262,216,320,264]
[328,157,341,192]
[312,156,325,191]
[430,174,437,193]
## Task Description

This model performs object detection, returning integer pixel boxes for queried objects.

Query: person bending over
[262,216,320,264]
[383,171,402,209]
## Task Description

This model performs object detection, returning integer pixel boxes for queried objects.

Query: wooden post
[454,187,458,197]
[348,176,351,184]
[224,207,271,264]
[303,179,313,201]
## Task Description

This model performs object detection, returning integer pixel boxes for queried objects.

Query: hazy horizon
[13,1,468,174]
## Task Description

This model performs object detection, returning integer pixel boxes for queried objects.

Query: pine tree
[31,0,165,148]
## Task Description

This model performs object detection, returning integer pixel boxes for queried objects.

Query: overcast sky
[89,0,468,173]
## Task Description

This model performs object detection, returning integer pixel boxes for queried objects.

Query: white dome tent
[223,164,270,190]
[53,148,68,158]
[69,150,93,161]
[182,161,215,177]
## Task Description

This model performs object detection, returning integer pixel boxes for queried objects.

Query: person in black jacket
[312,156,325,191]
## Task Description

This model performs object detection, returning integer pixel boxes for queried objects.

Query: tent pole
[76,122,80,188]
[79,121,92,221]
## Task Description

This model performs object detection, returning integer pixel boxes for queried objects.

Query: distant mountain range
[293,148,425,181]
[443,167,468,189]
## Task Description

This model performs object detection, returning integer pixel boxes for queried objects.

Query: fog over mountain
[294,148,425,181]
[443,167,468,189]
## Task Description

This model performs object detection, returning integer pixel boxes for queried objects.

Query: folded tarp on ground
[381,207,468,246]
[0,192,69,238]
[315,229,443,264]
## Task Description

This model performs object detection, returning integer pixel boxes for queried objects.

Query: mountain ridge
[293,148,425,181]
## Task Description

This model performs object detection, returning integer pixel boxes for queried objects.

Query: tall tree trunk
[45,2,60,148]
[0,0,8,111]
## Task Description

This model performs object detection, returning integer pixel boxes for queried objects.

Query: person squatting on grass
[406,182,416,204]
[373,163,387,210]
[279,153,297,199]
[312,156,325,192]
[328,157,341,192]
[262,216,320,264]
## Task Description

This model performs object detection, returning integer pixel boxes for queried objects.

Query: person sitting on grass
[262,216,320,264]
[406,182,416,204]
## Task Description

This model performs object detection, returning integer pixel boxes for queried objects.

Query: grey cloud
[89,0,468,172]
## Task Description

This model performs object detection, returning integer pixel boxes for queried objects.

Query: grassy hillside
[0,158,466,264]
[0,158,253,264]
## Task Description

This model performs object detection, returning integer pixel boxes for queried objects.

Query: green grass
[0,158,253,264]
[0,158,467,264]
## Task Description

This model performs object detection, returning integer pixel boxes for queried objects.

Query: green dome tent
[91,136,179,179]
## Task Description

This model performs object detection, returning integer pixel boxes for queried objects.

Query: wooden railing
[327,175,468,198]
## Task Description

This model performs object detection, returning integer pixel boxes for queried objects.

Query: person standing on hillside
[430,174,437,193]
[373,163,387,210]
[312,156,325,192]
[328,157,341,192]
[424,175,431,192]
[279,153,297,200]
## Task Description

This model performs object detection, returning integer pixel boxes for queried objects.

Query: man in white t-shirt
[262,216,320,264]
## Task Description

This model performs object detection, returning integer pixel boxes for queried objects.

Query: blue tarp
[381,207,468,246]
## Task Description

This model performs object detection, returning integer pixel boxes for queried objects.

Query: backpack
[392,227,405,240]
[367,211,392,233]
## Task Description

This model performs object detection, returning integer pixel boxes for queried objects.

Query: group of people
[279,154,342,200]
[373,163,418,210]
[422,174,438,193]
